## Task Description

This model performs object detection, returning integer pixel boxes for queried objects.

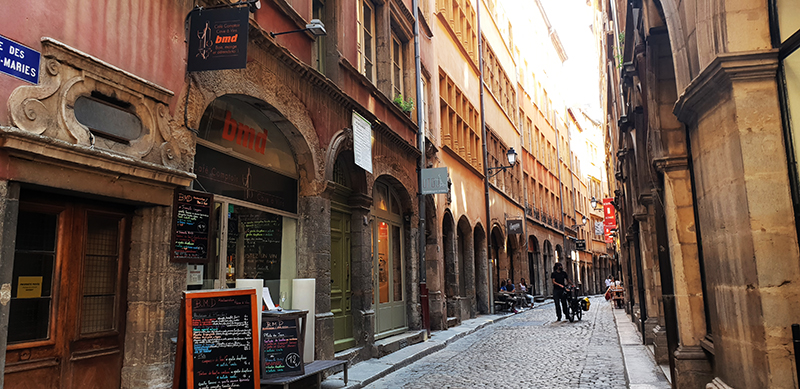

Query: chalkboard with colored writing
[174,289,260,389]
[261,311,307,378]
[171,189,213,263]
[239,211,282,280]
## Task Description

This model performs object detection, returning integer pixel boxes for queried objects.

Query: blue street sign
[0,35,40,84]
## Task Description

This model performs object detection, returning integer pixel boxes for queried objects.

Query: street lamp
[590,196,601,210]
[568,215,587,230]
[487,147,518,178]
[270,19,328,37]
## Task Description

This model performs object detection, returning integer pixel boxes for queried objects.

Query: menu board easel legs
[173,297,187,389]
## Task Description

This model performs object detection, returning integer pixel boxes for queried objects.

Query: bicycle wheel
[567,303,575,322]
[576,306,582,321]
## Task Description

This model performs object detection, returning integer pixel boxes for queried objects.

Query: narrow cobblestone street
[365,296,626,389]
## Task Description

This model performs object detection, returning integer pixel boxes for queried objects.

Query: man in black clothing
[551,263,570,321]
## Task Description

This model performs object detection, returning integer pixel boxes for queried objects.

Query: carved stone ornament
[7,38,190,171]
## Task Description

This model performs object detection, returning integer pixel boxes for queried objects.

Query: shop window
[195,96,300,303]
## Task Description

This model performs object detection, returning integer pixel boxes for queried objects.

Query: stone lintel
[0,126,193,205]
[652,155,689,172]
[673,50,779,124]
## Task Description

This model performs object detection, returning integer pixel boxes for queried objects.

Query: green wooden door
[331,208,354,352]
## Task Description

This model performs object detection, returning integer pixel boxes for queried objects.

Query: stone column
[297,196,333,361]
[674,51,800,388]
[462,227,476,319]
[348,195,374,362]
[475,229,489,314]
[123,205,186,388]
[0,181,20,388]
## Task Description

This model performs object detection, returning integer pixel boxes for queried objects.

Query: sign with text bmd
[352,111,373,173]
[0,35,40,84]
[421,167,449,194]
[187,6,249,72]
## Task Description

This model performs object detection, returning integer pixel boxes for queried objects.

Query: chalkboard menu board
[261,311,307,378]
[171,189,213,263]
[174,289,260,389]
[239,211,282,280]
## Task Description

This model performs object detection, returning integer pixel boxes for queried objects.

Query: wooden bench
[261,360,348,389]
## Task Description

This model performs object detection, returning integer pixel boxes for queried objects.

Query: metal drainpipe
[477,0,494,314]
[555,121,567,271]
[412,0,429,335]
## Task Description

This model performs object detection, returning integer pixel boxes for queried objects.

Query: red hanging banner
[603,198,616,243]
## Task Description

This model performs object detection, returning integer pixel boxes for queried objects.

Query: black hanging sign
[187,6,249,72]
[171,189,213,263]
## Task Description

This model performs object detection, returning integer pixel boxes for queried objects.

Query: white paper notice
[187,265,203,285]
[352,111,373,173]
[263,287,276,310]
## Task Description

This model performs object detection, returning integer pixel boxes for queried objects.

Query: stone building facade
[0,0,604,387]
[598,0,800,387]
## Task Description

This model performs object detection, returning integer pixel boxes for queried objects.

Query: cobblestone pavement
[365,296,626,389]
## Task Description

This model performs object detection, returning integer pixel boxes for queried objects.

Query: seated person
[518,278,534,307]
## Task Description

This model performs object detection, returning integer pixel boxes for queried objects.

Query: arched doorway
[442,211,457,319]
[507,235,518,283]
[330,156,355,352]
[490,226,506,292]
[528,236,540,295]
[373,180,407,338]
[457,216,474,319]
[473,224,488,314]
[543,240,553,296]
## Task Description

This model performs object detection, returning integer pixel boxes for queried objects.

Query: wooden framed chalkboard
[261,310,308,378]
[171,189,213,263]
[173,289,260,389]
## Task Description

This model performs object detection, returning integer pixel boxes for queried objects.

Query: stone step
[446,316,459,328]
[533,295,547,302]
[373,330,426,358]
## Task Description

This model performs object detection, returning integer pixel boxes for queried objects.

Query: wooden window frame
[358,0,376,82]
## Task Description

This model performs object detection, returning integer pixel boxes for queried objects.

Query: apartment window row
[440,71,482,170]
[487,130,521,202]
[436,0,478,64]
[482,40,516,121]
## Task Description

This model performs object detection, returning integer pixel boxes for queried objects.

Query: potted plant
[393,94,414,114]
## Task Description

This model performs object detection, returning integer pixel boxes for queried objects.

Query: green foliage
[393,94,415,113]
[618,32,625,47]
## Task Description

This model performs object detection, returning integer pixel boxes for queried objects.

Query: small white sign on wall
[352,111,373,174]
